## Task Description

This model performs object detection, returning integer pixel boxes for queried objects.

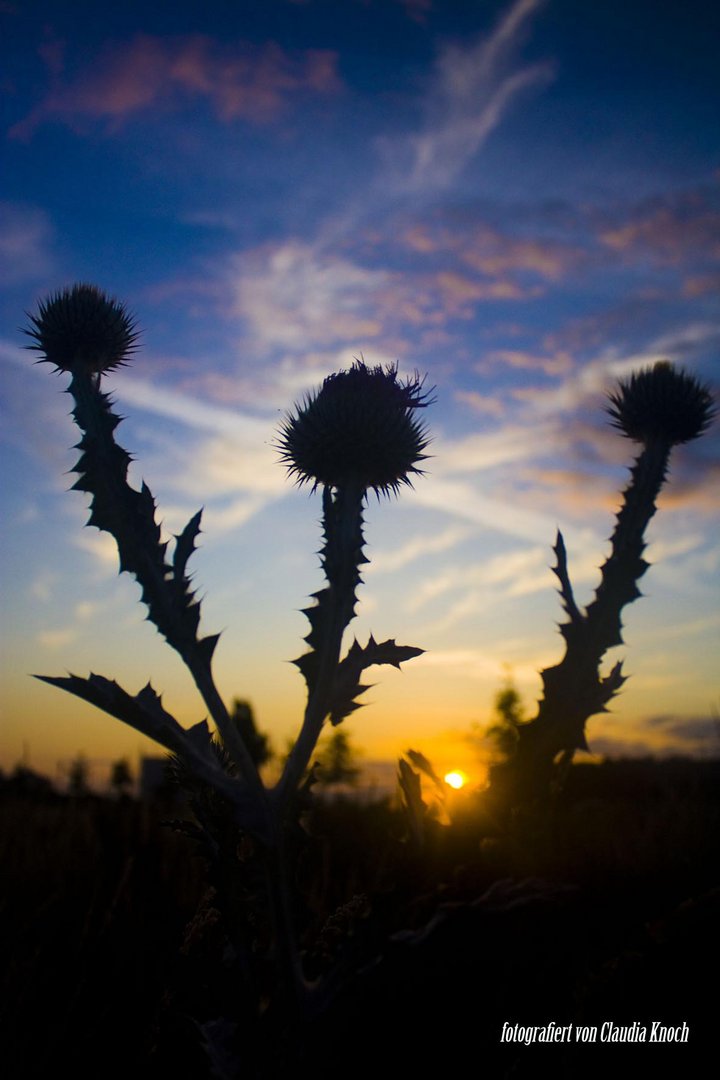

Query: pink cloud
[518,465,620,518]
[655,462,720,515]
[402,221,583,282]
[432,270,531,308]
[599,196,720,265]
[454,389,507,418]
[683,271,720,298]
[481,347,573,375]
[11,34,342,138]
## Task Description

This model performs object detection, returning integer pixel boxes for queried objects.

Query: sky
[1,0,719,789]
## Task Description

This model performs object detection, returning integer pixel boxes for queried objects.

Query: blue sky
[1,0,719,785]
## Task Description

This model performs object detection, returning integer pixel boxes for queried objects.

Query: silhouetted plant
[25,284,432,1067]
[486,675,525,763]
[487,361,715,816]
[396,748,452,850]
[315,730,361,789]
[229,699,273,769]
[110,757,133,798]
[67,753,90,797]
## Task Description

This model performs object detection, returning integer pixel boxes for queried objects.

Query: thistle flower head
[24,283,139,375]
[277,359,434,496]
[606,361,716,446]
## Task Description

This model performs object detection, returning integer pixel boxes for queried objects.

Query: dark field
[2,758,719,1078]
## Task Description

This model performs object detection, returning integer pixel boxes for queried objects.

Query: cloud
[591,713,720,759]
[403,221,582,283]
[517,465,620,518]
[29,573,57,602]
[115,374,272,437]
[432,269,533,306]
[367,524,474,574]
[599,188,720,266]
[454,390,506,418]
[110,373,287,531]
[506,352,653,424]
[378,0,554,192]
[432,423,555,475]
[683,272,720,298]
[75,532,120,569]
[74,601,100,621]
[416,647,541,685]
[408,545,550,610]
[658,462,720,514]
[411,475,573,545]
[0,202,55,284]
[11,34,341,138]
[231,241,387,351]
[36,627,77,650]
[480,348,573,376]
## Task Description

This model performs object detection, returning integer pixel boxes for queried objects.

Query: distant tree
[68,754,90,796]
[110,757,133,798]
[487,676,525,761]
[230,699,273,768]
[316,730,361,788]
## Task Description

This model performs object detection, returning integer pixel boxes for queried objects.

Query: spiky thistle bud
[606,360,715,446]
[277,359,434,496]
[24,283,139,375]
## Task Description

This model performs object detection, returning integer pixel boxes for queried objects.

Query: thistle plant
[487,361,716,815]
[25,284,432,1054]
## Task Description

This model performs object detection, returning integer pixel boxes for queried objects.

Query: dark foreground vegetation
[2,757,719,1079]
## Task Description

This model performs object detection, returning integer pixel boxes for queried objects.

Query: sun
[444,770,467,790]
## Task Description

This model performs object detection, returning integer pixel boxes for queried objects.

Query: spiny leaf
[405,748,444,792]
[552,530,582,626]
[35,673,244,806]
[174,509,203,585]
[329,635,424,725]
[397,757,426,848]
[36,673,186,751]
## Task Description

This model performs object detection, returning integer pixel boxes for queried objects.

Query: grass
[2,758,719,1077]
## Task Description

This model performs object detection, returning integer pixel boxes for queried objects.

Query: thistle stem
[275,483,365,806]
[488,438,673,811]
[190,661,268,801]
[69,370,265,795]
[263,824,311,1009]
[585,438,671,652]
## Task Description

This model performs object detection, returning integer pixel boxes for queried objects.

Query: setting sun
[444,771,468,790]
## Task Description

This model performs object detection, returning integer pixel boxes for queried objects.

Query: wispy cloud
[75,532,120,569]
[412,475,578,546]
[402,220,582,283]
[368,524,474,574]
[378,0,553,192]
[231,241,387,352]
[115,374,273,435]
[416,646,543,685]
[29,572,57,602]
[36,627,77,650]
[111,374,286,531]
[11,34,341,139]
[408,545,551,611]
[0,202,55,284]
[432,423,557,475]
